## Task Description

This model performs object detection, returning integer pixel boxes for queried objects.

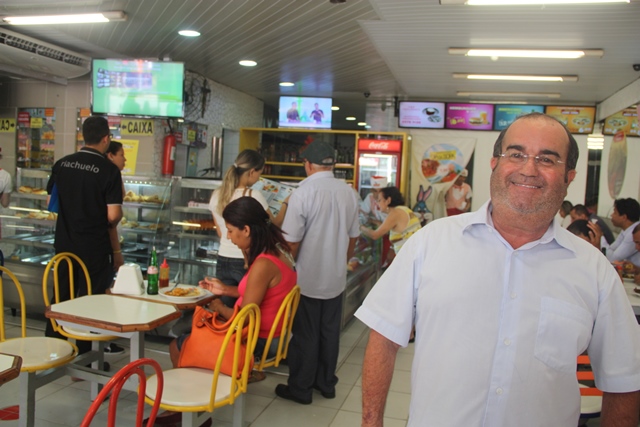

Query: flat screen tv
[493,105,545,131]
[91,59,185,118]
[398,101,446,129]
[278,96,332,129]
[445,103,495,131]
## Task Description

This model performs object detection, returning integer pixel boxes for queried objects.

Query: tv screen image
[92,59,185,118]
[445,103,495,131]
[398,101,445,129]
[278,96,332,129]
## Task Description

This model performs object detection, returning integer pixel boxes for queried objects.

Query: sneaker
[104,343,125,355]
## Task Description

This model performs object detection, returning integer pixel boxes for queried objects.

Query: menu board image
[604,107,638,136]
[398,102,446,129]
[545,106,596,134]
[494,105,545,131]
[445,104,494,130]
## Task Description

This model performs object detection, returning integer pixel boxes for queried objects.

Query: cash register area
[0,312,414,427]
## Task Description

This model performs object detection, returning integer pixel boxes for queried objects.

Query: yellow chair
[42,252,118,365]
[143,303,260,427]
[255,285,300,373]
[0,265,78,427]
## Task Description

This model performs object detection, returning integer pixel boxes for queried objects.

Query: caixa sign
[358,139,402,152]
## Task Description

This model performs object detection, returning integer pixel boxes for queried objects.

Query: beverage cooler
[356,138,403,199]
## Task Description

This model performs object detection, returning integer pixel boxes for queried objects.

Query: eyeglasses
[497,149,565,168]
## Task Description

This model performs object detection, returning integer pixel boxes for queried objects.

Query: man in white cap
[445,169,472,216]
[360,175,388,224]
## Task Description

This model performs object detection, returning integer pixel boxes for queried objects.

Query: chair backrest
[208,303,260,411]
[255,285,300,371]
[42,252,92,335]
[0,266,27,341]
[577,354,603,419]
[80,358,164,427]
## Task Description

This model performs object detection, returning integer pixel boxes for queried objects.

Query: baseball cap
[371,176,388,189]
[301,141,335,165]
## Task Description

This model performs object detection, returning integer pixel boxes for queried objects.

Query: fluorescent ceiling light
[465,0,628,4]
[357,122,367,126]
[331,106,340,111]
[279,82,294,87]
[453,73,577,82]
[345,117,356,121]
[1,11,126,25]
[457,91,561,98]
[239,60,257,66]
[448,48,603,59]
[178,30,200,37]
[469,100,528,104]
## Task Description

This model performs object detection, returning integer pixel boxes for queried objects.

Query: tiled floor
[0,311,412,427]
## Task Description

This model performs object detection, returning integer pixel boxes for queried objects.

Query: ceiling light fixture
[465,0,628,5]
[469,100,529,105]
[239,60,257,67]
[331,106,340,111]
[453,73,578,82]
[178,30,200,37]
[448,48,603,59]
[457,91,561,98]
[1,11,127,25]
[279,82,294,87]
[357,122,367,126]
[345,117,356,121]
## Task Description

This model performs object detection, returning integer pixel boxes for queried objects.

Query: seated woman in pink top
[169,197,297,379]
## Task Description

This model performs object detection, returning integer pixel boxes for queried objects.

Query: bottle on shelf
[147,246,159,295]
[159,258,170,288]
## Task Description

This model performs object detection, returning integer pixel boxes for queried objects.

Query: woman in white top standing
[209,149,287,307]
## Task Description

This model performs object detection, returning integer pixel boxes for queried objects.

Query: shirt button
[504,338,511,346]
[510,292,517,299]
[496,388,503,395]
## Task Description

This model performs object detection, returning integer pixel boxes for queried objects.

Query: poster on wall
[603,107,638,136]
[445,103,494,130]
[493,105,545,131]
[545,106,596,134]
[607,130,627,199]
[411,135,476,224]
[120,139,139,176]
[398,102,446,129]
[17,108,56,169]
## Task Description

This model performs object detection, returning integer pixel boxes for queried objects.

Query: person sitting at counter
[597,198,640,262]
[169,197,297,381]
[569,203,615,245]
[359,186,422,255]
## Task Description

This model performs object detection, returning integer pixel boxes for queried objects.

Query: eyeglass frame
[496,149,566,168]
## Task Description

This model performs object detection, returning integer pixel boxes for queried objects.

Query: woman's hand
[207,298,225,313]
[199,277,226,295]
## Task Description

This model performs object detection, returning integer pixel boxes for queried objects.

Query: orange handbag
[178,305,253,377]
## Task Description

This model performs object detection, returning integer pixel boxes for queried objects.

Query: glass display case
[165,177,222,285]
[342,235,381,329]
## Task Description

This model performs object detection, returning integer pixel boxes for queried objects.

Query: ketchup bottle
[159,258,170,288]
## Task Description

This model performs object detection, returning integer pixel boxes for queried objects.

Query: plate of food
[159,285,209,302]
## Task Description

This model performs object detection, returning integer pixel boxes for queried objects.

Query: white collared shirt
[356,201,640,427]
[603,220,640,263]
[282,171,360,299]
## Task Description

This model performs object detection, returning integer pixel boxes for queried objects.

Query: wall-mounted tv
[278,96,332,129]
[545,106,595,134]
[494,105,545,131]
[445,103,494,130]
[91,59,185,118]
[398,101,445,129]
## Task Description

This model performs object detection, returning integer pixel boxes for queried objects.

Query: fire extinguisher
[162,133,176,175]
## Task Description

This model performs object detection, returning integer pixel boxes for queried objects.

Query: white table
[45,294,181,397]
[0,353,21,387]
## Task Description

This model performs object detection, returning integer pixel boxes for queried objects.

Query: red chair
[80,358,164,427]
[577,354,603,426]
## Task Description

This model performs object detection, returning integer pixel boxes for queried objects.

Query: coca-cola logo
[367,141,389,150]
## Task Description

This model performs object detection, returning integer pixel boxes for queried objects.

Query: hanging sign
[0,118,16,133]
[120,119,154,136]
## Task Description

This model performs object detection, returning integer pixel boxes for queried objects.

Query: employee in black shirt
[45,116,123,354]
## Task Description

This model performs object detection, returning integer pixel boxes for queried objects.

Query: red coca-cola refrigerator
[355,138,403,199]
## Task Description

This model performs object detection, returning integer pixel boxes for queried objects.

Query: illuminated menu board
[603,107,638,136]
[545,106,596,134]
[398,102,446,129]
[493,105,545,131]
[445,103,494,130]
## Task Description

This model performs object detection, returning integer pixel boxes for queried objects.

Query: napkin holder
[111,263,144,295]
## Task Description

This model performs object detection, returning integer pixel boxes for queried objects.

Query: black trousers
[287,293,343,400]
[44,252,114,354]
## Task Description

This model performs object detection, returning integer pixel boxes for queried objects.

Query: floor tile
[251,398,338,427]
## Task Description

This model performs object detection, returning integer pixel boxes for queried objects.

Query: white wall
[596,134,640,218]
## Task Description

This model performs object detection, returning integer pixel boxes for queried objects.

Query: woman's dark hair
[222,197,289,266]
[567,219,592,239]
[105,140,123,157]
[379,186,405,207]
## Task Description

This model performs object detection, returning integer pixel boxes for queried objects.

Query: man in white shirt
[275,140,360,404]
[356,113,640,427]
[600,198,640,263]
[445,168,473,216]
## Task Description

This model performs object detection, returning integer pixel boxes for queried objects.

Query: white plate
[158,285,208,302]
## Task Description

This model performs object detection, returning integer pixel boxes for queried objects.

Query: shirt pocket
[534,297,593,374]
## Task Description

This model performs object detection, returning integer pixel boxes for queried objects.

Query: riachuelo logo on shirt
[60,160,100,173]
